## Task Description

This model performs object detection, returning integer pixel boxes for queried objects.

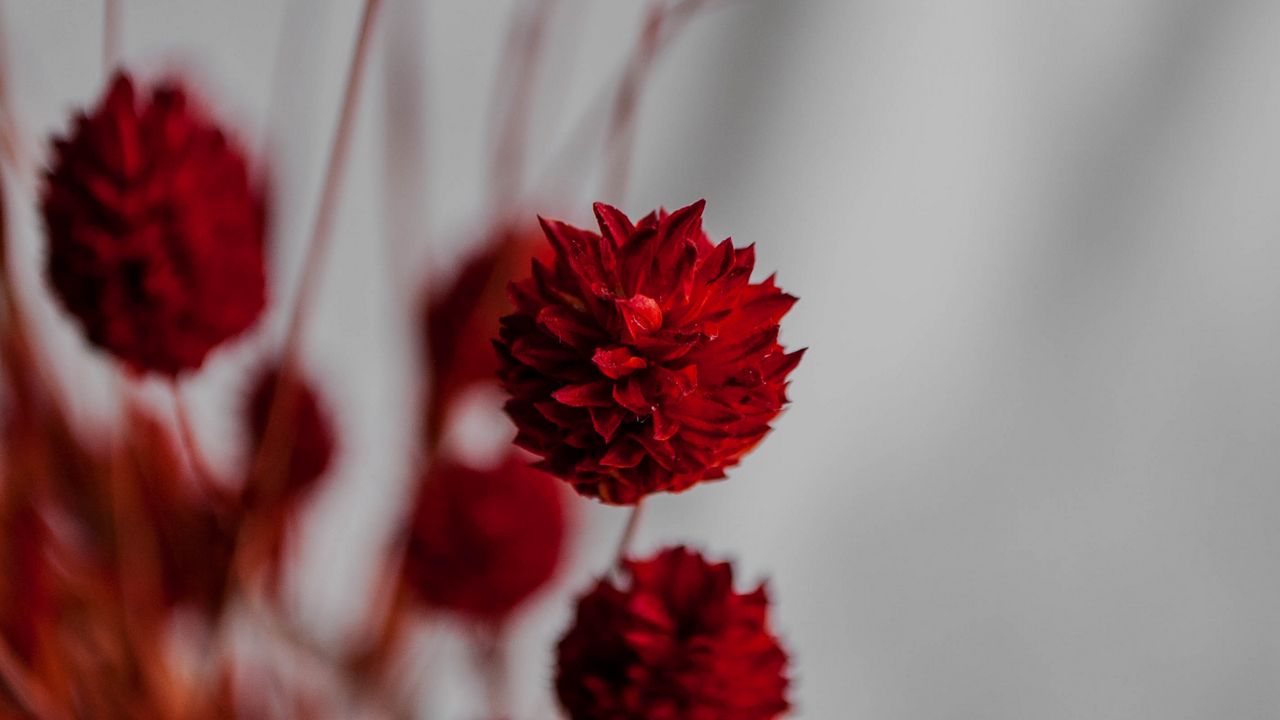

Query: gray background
[3,1,1279,718]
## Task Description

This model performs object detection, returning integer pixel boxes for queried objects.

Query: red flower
[496,201,802,504]
[556,546,790,720]
[243,365,336,511]
[42,72,266,376]
[423,225,549,440]
[403,454,566,620]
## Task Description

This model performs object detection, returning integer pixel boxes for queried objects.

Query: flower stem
[0,9,30,185]
[280,0,383,365]
[602,1,665,204]
[0,227,69,438]
[489,0,558,211]
[247,0,384,545]
[231,0,383,631]
[539,0,717,204]
[103,0,121,72]
[603,0,720,203]
[614,499,645,567]
[169,380,218,495]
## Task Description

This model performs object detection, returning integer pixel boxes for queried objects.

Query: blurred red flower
[243,365,336,511]
[41,72,267,376]
[556,546,790,720]
[403,454,566,620]
[496,201,803,504]
[422,225,549,442]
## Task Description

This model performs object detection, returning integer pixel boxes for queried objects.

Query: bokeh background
[4,1,1280,718]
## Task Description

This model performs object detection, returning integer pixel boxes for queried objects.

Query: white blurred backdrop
[3,1,1280,718]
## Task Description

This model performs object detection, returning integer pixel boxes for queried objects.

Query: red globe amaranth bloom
[556,546,790,720]
[244,366,336,511]
[423,225,550,440]
[403,454,566,619]
[496,201,803,503]
[42,72,266,375]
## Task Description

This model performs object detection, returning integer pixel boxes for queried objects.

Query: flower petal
[612,378,653,415]
[538,305,601,346]
[600,439,646,468]
[617,294,663,338]
[552,381,614,407]
[593,202,635,247]
[592,346,647,379]
[589,406,626,442]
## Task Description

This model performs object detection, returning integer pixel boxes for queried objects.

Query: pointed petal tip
[591,201,623,217]
[593,202,636,246]
[669,198,707,222]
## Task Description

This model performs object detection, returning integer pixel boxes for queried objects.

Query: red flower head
[423,225,550,440]
[496,201,802,504]
[42,72,267,376]
[403,454,567,620]
[556,546,790,720]
[243,365,336,511]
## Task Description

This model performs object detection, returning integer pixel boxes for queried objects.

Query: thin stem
[614,500,645,566]
[602,1,665,204]
[604,0,719,203]
[103,0,121,72]
[0,4,30,185]
[280,0,382,366]
[106,404,176,707]
[222,2,385,675]
[538,0,719,205]
[378,0,428,312]
[258,0,306,160]
[0,10,60,417]
[169,380,218,494]
[489,0,558,211]
[246,0,384,547]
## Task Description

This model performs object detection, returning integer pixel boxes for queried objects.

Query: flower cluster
[1,5,803,717]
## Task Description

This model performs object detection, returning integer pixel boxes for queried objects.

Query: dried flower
[423,225,549,440]
[42,72,266,376]
[496,201,803,503]
[556,546,790,719]
[403,454,566,620]
[244,365,336,511]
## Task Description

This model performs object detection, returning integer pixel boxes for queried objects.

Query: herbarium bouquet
[0,2,802,718]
